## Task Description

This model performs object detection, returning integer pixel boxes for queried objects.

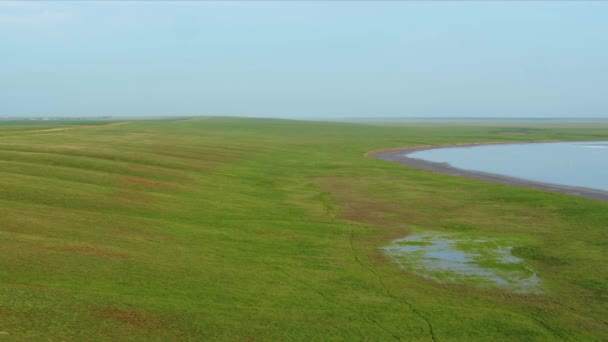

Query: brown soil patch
[91,307,158,329]
[89,307,185,340]
[258,230,301,241]
[113,190,155,204]
[127,163,193,181]
[313,177,431,231]
[25,122,131,134]
[55,245,130,259]
[9,284,69,296]
[121,176,180,190]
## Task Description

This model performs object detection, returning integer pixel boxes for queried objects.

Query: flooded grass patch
[382,231,541,293]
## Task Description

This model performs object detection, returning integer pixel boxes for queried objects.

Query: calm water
[382,232,540,293]
[408,141,608,191]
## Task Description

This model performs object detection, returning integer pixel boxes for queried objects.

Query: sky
[1,1,607,119]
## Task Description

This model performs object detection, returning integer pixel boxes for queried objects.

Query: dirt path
[22,121,131,134]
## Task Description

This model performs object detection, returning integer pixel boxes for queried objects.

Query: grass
[0,117,607,341]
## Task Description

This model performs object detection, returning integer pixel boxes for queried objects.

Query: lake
[408,141,608,192]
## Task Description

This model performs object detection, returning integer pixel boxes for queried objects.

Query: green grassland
[0,118,607,341]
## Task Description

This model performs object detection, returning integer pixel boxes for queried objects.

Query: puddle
[382,232,540,293]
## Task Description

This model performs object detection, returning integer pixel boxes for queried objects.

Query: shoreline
[367,141,608,202]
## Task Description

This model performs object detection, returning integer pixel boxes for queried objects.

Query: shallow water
[408,141,608,191]
[383,232,540,292]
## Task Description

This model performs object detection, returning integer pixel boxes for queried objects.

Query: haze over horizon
[1,1,607,119]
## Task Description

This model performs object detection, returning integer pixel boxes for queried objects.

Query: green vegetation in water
[383,232,540,293]
[0,118,607,340]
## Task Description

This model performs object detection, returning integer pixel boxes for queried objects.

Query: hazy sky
[1,1,607,118]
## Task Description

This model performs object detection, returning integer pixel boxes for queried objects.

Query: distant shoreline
[367,142,608,202]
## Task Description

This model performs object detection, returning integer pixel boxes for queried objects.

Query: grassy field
[0,117,607,341]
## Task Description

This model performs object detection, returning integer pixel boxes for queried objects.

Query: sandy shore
[367,142,608,202]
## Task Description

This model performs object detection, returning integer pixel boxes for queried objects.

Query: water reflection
[408,141,608,192]
[382,232,540,293]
